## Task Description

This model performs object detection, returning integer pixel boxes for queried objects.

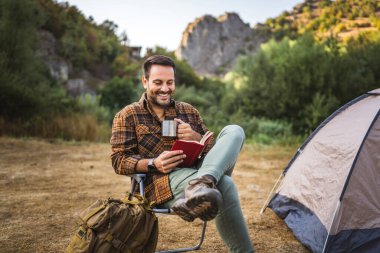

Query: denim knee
[220,125,245,143]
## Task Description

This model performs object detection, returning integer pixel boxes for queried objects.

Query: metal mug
[162,120,177,137]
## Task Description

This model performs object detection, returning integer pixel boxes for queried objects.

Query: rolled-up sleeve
[110,112,141,175]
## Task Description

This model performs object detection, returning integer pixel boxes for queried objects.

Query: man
[110,55,254,252]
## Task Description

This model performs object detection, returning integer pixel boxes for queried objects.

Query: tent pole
[260,172,284,215]
[321,201,341,253]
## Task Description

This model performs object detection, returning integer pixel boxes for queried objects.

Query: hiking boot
[172,175,223,222]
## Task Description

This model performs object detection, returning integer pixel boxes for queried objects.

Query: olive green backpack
[65,193,158,253]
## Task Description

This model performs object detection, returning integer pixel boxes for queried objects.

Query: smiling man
[143,64,174,110]
[110,55,254,252]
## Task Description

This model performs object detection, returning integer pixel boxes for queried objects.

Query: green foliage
[0,0,124,141]
[257,119,292,137]
[230,32,379,134]
[99,77,139,114]
[37,0,125,70]
[112,51,140,77]
[174,78,227,132]
[226,115,298,145]
[267,0,379,41]
[235,34,335,126]
[2,0,379,145]
[77,94,112,123]
[303,92,339,132]
[38,0,66,38]
[0,113,110,142]
[319,0,332,8]
[175,86,211,108]
[333,31,380,102]
[0,0,73,119]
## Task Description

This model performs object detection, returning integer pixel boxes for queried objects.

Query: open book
[171,131,213,167]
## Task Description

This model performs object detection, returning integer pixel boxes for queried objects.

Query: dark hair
[143,55,176,79]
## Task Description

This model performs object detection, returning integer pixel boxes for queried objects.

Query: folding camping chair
[130,174,207,253]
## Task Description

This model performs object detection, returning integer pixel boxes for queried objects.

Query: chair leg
[130,174,146,196]
[130,175,207,252]
[155,221,207,253]
[130,179,136,193]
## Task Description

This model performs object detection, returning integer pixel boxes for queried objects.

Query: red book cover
[171,131,213,167]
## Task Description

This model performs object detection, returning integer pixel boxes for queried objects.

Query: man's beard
[149,91,173,108]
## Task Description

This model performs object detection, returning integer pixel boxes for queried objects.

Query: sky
[63,0,304,53]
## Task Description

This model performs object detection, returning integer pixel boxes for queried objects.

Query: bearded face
[143,65,175,108]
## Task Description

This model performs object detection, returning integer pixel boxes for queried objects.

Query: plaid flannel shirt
[110,93,214,204]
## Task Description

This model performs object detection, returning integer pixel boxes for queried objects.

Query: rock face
[37,30,102,96]
[176,12,267,76]
[37,30,71,83]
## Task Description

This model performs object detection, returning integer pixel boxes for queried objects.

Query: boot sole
[186,192,221,221]
[172,205,196,222]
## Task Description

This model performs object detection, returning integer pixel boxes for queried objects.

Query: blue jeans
[162,125,255,253]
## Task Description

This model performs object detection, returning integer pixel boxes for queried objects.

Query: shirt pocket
[135,124,163,156]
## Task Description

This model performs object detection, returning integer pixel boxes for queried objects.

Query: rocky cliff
[37,30,106,96]
[175,12,268,76]
[176,0,379,77]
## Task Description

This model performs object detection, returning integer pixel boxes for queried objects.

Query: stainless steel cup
[162,120,177,137]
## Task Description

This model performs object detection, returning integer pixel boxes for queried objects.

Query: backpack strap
[122,193,155,212]
[81,202,108,224]
[104,233,137,253]
[75,225,98,253]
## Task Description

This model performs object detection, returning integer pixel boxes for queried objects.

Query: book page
[199,131,213,145]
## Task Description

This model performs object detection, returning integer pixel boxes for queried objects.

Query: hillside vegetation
[264,0,379,40]
[0,0,379,143]
[0,0,135,141]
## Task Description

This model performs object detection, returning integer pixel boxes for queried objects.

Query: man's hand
[154,150,186,174]
[175,118,202,141]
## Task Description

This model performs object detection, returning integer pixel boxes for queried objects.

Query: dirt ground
[0,137,310,253]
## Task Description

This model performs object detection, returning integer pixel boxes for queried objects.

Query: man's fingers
[157,151,185,169]
[173,159,184,167]
[174,118,185,124]
[177,126,192,137]
[164,150,183,158]
[177,123,190,130]
[159,157,185,173]
[164,159,184,172]
[166,154,185,165]
[166,154,186,164]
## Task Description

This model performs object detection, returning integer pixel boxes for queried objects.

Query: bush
[303,92,339,132]
[0,114,110,142]
[229,32,380,134]
[99,77,139,113]
[0,0,74,120]
[77,94,112,123]
[257,119,292,137]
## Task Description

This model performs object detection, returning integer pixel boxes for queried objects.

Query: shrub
[77,94,112,123]
[0,114,110,142]
[99,77,138,113]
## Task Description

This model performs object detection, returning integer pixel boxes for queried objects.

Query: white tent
[263,89,380,253]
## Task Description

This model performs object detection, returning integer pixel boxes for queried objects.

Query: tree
[233,34,338,133]
[99,77,138,113]
[119,30,129,45]
[0,0,69,119]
